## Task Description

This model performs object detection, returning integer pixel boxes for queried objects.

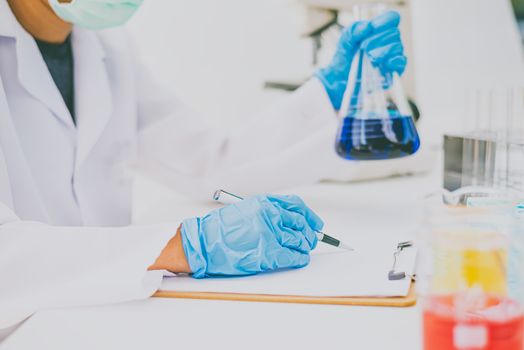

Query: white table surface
[1,171,441,350]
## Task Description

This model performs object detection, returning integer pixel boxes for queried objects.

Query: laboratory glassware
[418,194,524,350]
[335,4,420,161]
[444,88,524,193]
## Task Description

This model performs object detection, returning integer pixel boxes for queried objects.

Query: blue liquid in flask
[335,114,420,161]
[334,4,420,161]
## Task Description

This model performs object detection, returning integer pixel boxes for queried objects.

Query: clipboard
[153,242,417,307]
[153,282,416,307]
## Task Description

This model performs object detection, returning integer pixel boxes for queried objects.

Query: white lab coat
[0,0,433,334]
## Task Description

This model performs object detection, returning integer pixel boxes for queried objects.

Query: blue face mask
[49,0,144,30]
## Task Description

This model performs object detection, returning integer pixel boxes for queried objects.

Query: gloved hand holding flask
[316,11,407,110]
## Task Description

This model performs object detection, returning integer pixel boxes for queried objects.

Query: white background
[127,0,524,142]
[127,0,312,128]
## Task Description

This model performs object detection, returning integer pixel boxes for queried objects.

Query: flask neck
[352,3,388,21]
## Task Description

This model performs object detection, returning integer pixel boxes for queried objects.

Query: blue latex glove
[316,11,407,110]
[180,194,324,278]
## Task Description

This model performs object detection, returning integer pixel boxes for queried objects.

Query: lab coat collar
[0,1,15,38]
[71,27,112,170]
[0,1,76,130]
[0,2,112,171]
[0,86,14,211]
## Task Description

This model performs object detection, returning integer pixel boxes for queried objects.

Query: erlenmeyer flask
[335,4,421,161]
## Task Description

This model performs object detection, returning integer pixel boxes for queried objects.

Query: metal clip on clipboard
[388,241,416,281]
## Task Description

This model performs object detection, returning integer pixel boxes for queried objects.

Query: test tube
[460,87,524,192]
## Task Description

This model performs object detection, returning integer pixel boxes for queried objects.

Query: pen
[213,189,354,251]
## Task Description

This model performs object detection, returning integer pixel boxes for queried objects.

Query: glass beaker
[418,194,524,350]
[460,87,524,192]
[335,4,420,161]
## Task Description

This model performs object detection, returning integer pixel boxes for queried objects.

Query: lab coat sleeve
[134,40,435,198]
[0,201,176,329]
[135,54,351,197]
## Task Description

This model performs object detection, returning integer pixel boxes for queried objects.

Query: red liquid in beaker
[423,295,524,350]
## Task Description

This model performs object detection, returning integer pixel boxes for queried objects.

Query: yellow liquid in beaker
[463,248,507,293]
[433,231,507,294]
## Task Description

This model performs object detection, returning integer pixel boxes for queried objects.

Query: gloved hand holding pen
[150,195,323,278]
[316,10,407,110]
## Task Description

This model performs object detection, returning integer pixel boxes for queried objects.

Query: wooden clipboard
[153,281,416,307]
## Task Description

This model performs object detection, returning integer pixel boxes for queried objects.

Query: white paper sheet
[160,243,417,298]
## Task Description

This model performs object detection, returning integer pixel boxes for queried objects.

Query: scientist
[0,0,406,333]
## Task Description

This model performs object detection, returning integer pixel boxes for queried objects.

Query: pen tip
[339,242,355,251]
